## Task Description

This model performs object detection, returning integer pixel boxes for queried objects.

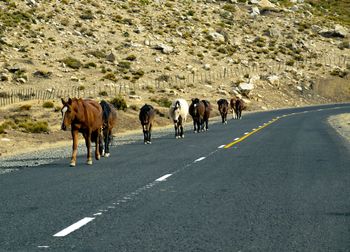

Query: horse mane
[100,100,111,125]
[202,100,210,107]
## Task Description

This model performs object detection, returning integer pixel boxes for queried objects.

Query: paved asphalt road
[1,104,350,251]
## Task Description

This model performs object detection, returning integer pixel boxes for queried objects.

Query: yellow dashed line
[224,118,279,149]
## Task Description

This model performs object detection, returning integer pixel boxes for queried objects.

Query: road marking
[53,217,95,237]
[93,212,102,216]
[225,118,279,149]
[155,174,172,182]
[218,145,226,149]
[38,246,49,249]
[194,157,206,163]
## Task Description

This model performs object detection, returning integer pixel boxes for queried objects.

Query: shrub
[99,91,108,96]
[18,121,49,133]
[18,104,31,111]
[43,101,54,108]
[103,73,118,82]
[110,96,127,111]
[62,57,82,69]
[125,55,137,61]
[151,97,172,108]
[118,61,131,69]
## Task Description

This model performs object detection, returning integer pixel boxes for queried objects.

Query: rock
[129,95,142,100]
[250,6,260,16]
[70,76,79,82]
[238,83,254,96]
[218,89,229,96]
[208,32,225,43]
[296,86,303,91]
[264,28,281,38]
[153,43,174,54]
[258,0,278,11]
[17,78,27,84]
[203,64,211,70]
[320,25,348,38]
[106,52,116,62]
[267,75,279,86]
[0,73,10,81]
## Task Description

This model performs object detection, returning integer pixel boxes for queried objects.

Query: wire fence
[0,54,349,107]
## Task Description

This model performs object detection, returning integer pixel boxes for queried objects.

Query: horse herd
[60,96,245,166]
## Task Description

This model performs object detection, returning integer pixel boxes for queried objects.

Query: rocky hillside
[0,0,349,111]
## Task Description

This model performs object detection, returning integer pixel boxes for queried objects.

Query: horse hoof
[96,155,101,160]
[101,150,105,157]
[70,162,76,167]
[181,135,184,138]
[147,141,152,144]
[87,160,93,165]
[194,131,197,133]
[105,153,110,158]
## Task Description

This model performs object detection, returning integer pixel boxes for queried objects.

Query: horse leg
[70,129,79,167]
[148,123,152,144]
[104,128,111,157]
[174,123,178,139]
[84,131,93,165]
[193,120,197,133]
[95,129,101,161]
[99,128,104,157]
[205,119,209,131]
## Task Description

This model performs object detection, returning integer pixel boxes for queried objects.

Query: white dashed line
[194,157,206,163]
[93,212,102,216]
[218,145,226,149]
[234,137,240,141]
[155,174,172,182]
[37,246,50,249]
[244,132,249,135]
[53,217,95,237]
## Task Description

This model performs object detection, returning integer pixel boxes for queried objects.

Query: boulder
[250,6,260,16]
[238,83,254,96]
[208,32,226,43]
[320,25,348,38]
[153,43,174,54]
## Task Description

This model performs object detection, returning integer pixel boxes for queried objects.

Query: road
[1,104,350,251]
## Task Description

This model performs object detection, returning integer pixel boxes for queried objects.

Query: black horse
[99,100,117,157]
[217,99,229,124]
[139,104,156,144]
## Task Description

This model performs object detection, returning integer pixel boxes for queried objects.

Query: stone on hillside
[129,95,142,100]
[264,28,281,38]
[153,43,174,54]
[258,0,278,11]
[208,32,225,43]
[218,89,229,96]
[250,6,260,16]
[0,73,10,81]
[267,75,279,86]
[238,83,254,96]
[203,64,211,70]
[320,25,348,38]
[106,52,116,62]
[17,78,27,84]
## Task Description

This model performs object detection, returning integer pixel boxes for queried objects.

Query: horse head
[173,101,181,123]
[61,98,76,131]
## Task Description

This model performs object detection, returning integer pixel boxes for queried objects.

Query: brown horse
[189,98,205,133]
[139,104,156,144]
[202,100,211,131]
[99,100,117,157]
[230,96,245,119]
[230,97,237,119]
[189,98,211,132]
[61,98,103,167]
[234,98,244,120]
[217,99,229,124]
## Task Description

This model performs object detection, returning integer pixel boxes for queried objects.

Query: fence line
[0,55,349,107]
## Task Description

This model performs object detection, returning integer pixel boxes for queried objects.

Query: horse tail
[100,100,111,126]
